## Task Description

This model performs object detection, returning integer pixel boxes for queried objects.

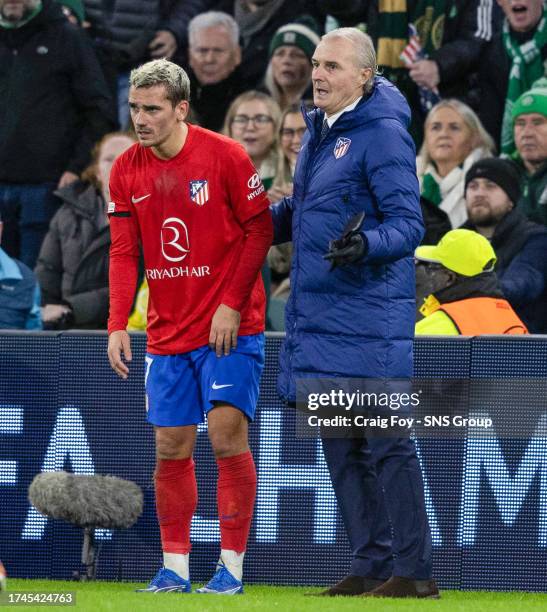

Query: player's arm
[107,159,140,378]
[210,147,273,357]
[210,208,273,356]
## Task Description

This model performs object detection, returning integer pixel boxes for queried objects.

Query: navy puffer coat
[271,77,424,402]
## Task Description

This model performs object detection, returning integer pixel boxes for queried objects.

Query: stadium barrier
[1,331,546,591]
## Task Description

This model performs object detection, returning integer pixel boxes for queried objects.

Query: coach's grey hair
[188,11,239,47]
[321,27,378,94]
[130,59,191,107]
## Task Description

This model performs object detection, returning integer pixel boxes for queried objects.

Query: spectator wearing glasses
[223,91,281,189]
[186,11,247,132]
[262,18,319,111]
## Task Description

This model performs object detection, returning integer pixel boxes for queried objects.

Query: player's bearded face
[128,85,187,148]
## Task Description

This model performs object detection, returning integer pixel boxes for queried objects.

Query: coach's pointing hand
[108,330,132,379]
[209,304,241,357]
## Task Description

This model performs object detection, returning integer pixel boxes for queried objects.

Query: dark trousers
[321,435,432,580]
[0,183,59,269]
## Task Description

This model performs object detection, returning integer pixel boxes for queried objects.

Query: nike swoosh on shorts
[212,382,234,390]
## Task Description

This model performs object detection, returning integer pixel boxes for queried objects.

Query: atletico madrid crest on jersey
[333,137,351,159]
[189,180,209,205]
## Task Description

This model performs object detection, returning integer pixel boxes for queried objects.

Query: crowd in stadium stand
[0,0,546,334]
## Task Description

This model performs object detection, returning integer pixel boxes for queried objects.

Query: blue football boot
[195,561,243,595]
[136,567,191,593]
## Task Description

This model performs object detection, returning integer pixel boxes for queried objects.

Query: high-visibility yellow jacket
[415,296,528,336]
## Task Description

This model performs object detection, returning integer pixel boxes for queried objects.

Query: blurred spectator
[262,18,319,110]
[267,103,308,304]
[55,0,85,25]
[415,229,528,335]
[478,0,547,152]
[318,0,494,144]
[83,0,208,127]
[223,91,281,188]
[186,11,245,132]
[462,157,547,333]
[35,132,135,329]
[0,0,113,269]
[417,99,495,228]
[512,80,547,226]
[269,103,308,200]
[210,0,324,88]
[0,211,42,330]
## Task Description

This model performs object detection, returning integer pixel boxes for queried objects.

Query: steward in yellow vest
[415,229,528,336]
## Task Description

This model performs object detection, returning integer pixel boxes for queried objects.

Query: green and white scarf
[501,12,547,156]
[421,172,442,205]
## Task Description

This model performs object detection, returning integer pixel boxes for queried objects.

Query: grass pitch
[3,579,547,611]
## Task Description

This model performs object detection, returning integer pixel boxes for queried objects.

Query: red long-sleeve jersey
[107,124,273,355]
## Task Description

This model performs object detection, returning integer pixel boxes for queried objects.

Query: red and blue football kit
[108,123,272,355]
[107,123,273,567]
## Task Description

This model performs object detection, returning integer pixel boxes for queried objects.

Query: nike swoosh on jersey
[212,382,234,390]
[132,194,151,204]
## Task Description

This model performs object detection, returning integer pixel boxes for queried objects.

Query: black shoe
[316,574,386,596]
[363,576,440,599]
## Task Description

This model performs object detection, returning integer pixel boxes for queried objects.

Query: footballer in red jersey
[107,59,273,595]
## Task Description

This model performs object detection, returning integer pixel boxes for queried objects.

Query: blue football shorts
[144,333,265,426]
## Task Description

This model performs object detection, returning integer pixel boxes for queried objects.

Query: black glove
[323,212,367,269]
[324,234,367,269]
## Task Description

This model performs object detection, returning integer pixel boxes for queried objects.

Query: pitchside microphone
[29,472,143,580]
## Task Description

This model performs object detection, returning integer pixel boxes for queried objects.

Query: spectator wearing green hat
[415,229,528,335]
[513,79,547,226]
[262,18,320,110]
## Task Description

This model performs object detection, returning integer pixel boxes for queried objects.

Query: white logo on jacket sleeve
[107,201,116,213]
[161,217,190,262]
[247,173,265,200]
[334,137,351,159]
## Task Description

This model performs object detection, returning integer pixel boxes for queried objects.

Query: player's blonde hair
[130,59,191,107]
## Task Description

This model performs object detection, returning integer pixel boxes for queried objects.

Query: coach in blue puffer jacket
[271,28,437,598]
[273,71,423,399]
